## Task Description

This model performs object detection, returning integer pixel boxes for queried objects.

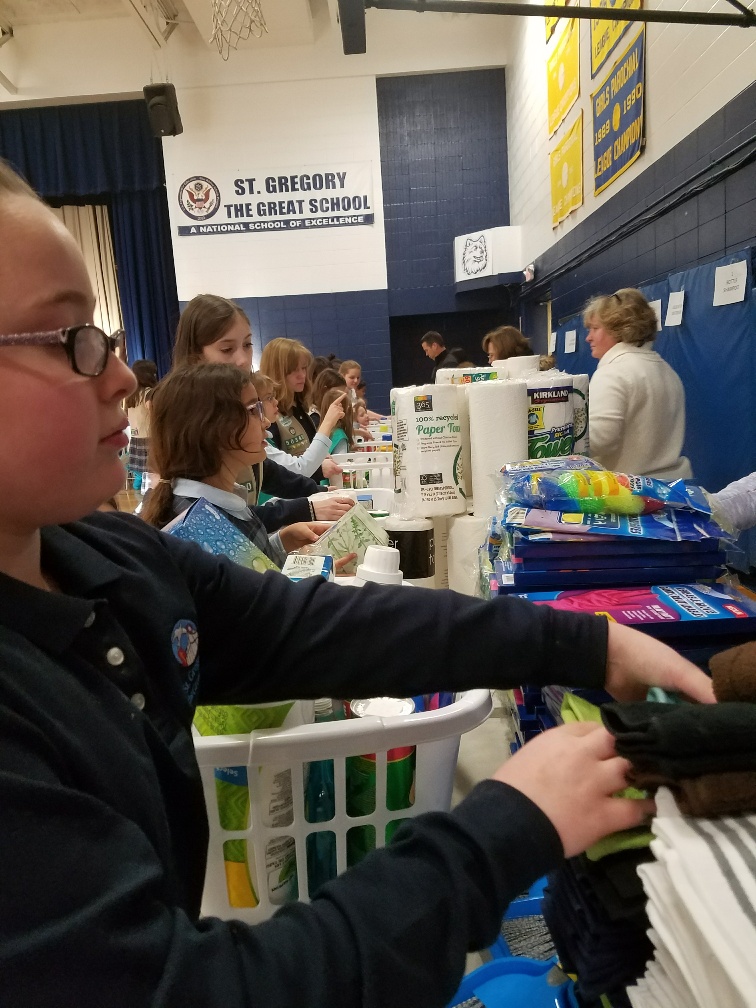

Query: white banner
[176,161,374,236]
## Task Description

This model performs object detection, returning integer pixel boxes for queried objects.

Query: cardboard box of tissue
[301,502,388,576]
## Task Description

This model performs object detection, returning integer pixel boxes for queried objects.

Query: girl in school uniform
[140,364,328,565]
[0,157,713,1008]
[259,337,320,461]
[125,358,157,492]
[172,295,351,522]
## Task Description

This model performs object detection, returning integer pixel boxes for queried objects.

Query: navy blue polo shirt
[0,512,606,1007]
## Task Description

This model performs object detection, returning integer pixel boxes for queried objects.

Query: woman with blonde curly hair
[584,287,691,480]
[259,337,318,460]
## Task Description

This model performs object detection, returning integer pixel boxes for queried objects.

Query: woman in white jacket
[584,288,692,481]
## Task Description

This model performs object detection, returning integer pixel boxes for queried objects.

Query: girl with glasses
[140,364,330,563]
[173,295,351,519]
[0,158,714,1008]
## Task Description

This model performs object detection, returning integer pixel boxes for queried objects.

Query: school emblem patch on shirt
[171,619,199,667]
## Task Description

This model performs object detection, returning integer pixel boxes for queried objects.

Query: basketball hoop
[210,0,267,60]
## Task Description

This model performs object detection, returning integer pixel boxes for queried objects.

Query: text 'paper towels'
[526,374,574,460]
[391,384,466,518]
[467,380,529,520]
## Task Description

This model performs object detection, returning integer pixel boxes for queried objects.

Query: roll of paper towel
[499,356,541,380]
[447,514,488,596]
[433,516,449,589]
[526,373,574,460]
[383,516,435,589]
[467,380,529,520]
[571,373,590,456]
[391,384,466,518]
[435,369,457,385]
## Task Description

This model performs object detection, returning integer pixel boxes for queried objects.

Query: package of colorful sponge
[502,467,711,517]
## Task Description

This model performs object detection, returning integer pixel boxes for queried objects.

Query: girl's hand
[604,621,716,703]
[493,723,654,858]
[322,458,342,479]
[335,552,358,574]
[318,392,347,437]
[308,493,354,522]
[278,522,325,553]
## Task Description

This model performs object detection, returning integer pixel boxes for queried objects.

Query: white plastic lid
[355,544,403,585]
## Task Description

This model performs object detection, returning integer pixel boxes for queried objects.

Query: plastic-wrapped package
[503,467,711,517]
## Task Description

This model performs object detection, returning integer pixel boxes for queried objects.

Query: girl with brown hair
[172,295,350,514]
[309,367,346,424]
[259,337,318,458]
[141,364,328,562]
[320,386,355,454]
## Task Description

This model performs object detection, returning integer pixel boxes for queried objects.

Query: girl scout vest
[275,412,310,457]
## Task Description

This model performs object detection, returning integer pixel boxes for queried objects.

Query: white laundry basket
[194,689,492,923]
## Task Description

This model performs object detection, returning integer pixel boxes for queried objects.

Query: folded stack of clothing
[544,849,655,1007]
[626,788,756,1008]
[602,700,756,815]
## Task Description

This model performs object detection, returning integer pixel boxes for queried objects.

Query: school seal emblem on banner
[178,176,221,220]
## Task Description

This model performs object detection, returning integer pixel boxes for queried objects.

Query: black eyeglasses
[0,325,125,377]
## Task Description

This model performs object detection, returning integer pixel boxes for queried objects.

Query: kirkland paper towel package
[526,374,574,459]
[391,384,467,518]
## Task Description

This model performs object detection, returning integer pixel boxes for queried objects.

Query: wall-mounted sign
[547,19,580,137]
[176,162,374,236]
[590,0,642,78]
[592,28,645,195]
[453,226,524,283]
[550,111,583,227]
[455,230,494,279]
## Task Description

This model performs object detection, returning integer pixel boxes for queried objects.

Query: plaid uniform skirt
[127,436,150,475]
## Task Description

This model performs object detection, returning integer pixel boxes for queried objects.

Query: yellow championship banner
[547,19,580,137]
[590,0,642,77]
[545,0,572,42]
[550,111,583,227]
[592,29,645,195]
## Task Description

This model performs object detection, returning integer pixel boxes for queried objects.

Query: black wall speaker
[143,83,183,138]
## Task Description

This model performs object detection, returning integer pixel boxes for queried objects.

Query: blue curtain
[0,99,178,372]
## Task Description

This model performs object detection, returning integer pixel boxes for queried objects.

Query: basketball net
[210,0,267,60]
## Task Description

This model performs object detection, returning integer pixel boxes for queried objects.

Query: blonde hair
[582,288,657,346]
[482,326,531,359]
[259,338,313,414]
[249,371,275,398]
[339,359,361,377]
